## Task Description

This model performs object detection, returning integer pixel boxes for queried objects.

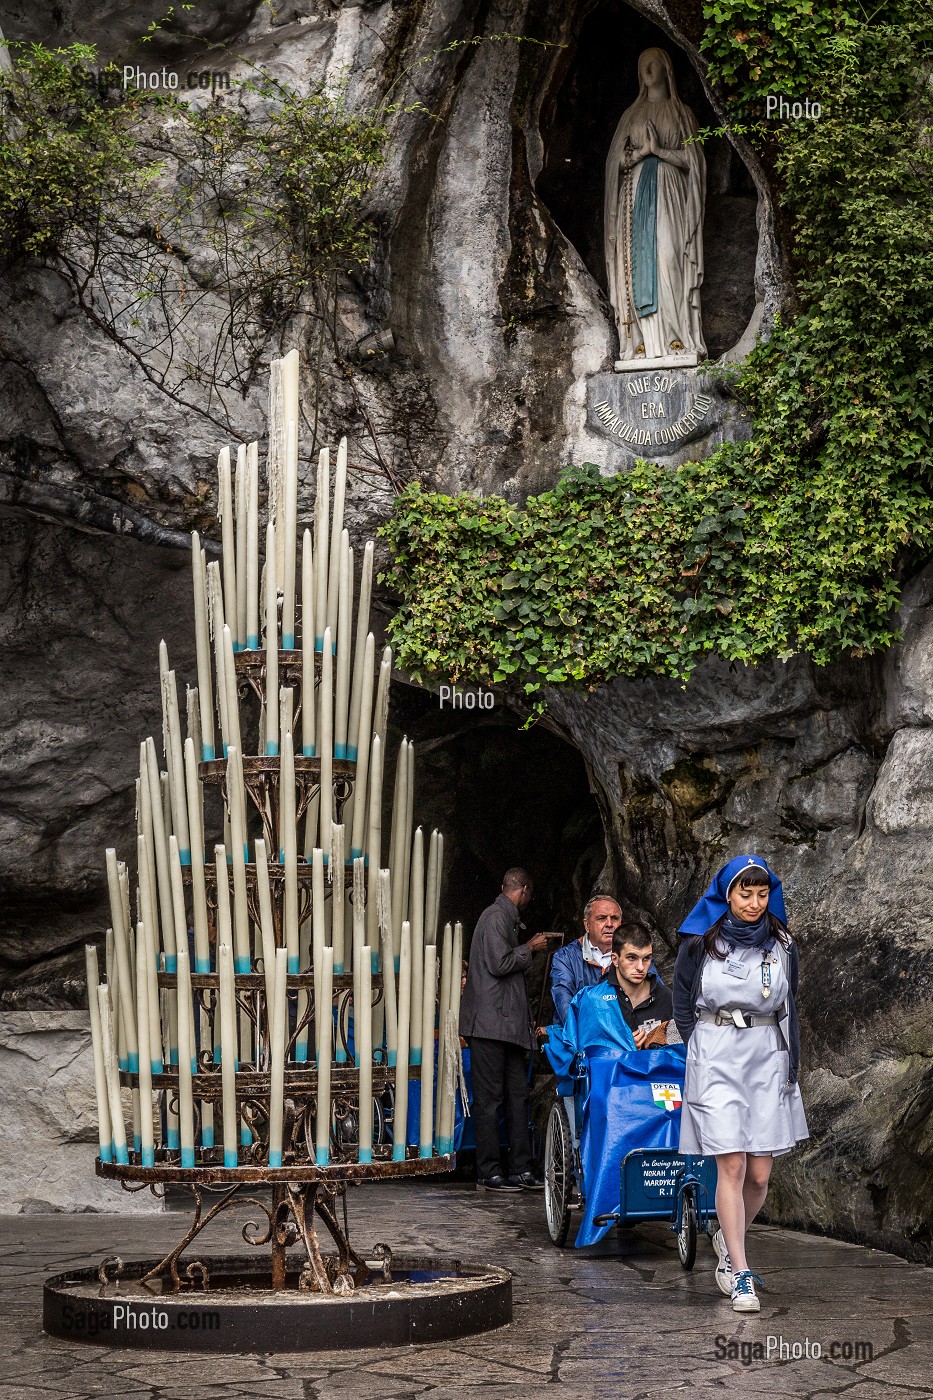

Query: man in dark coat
[459,868,550,1192]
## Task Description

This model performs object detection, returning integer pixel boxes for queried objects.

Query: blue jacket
[545,980,637,1077]
[550,939,606,1025]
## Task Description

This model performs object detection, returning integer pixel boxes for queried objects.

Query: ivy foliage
[381,2,933,703]
[0,43,388,402]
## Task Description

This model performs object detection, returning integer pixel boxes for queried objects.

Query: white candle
[435,922,453,1146]
[348,634,376,858]
[352,858,365,1061]
[357,953,372,1163]
[303,846,324,1065]
[330,823,346,975]
[246,441,260,649]
[424,829,439,949]
[183,738,210,971]
[381,917,398,1068]
[409,827,425,1067]
[347,541,374,761]
[218,446,238,651]
[222,625,242,760]
[365,734,383,953]
[419,944,437,1158]
[443,919,465,1154]
[207,560,230,755]
[281,731,299,974]
[200,998,214,1149]
[98,983,128,1165]
[313,448,329,648]
[326,437,348,640]
[388,740,409,967]
[266,357,286,579]
[434,834,445,943]
[264,521,279,755]
[281,347,300,446]
[186,685,202,775]
[105,849,137,1071]
[282,418,298,648]
[301,529,315,755]
[268,946,288,1167]
[316,946,334,1165]
[158,640,176,838]
[318,626,333,852]
[136,834,163,1072]
[374,645,392,746]
[334,532,351,759]
[226,748,250,973]
[255,838,277,1014]
[85,946,113,1162]
[236,443,248,651]
[134,927,154,1167]
[176,941,196,1167]
[191,535,216,759]
[402,741,415,918]
[145,738,176,970]
[392,920,412,1161]
[217,942,239,1168]
[163,667,191,863]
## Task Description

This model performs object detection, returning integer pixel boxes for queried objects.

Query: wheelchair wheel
[544,1100,574,1247]
[677,1187,698,1270]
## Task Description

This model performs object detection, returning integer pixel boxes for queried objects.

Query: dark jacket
[459,893,534,1050]
[550,938,605,1025]
[672,931,801,1083]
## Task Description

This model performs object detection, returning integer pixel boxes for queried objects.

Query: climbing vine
[381,0,933,705]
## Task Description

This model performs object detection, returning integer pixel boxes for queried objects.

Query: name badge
[724,957,749,980]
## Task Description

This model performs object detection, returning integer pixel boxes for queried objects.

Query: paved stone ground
[1,1180,931,1399]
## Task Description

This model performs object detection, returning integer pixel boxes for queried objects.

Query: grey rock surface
[0,1013,161,1213]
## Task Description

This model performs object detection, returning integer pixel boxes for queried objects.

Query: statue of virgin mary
[604,47,706,366]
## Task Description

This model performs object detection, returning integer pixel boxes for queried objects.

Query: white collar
[582,933,613,969]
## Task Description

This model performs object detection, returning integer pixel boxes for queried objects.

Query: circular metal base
[43,1255,512,1352]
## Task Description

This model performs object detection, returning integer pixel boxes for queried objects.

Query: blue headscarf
[678,855,786,938]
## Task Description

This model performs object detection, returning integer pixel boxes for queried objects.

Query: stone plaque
[586,367,722,457]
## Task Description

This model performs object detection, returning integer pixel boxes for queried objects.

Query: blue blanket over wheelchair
[545,983,688,1247]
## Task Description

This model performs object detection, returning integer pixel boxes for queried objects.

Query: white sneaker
[712,1228,732,1297]
[731,1270,763,1313]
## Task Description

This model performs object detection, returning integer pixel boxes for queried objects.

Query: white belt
[697,1009,778,1029]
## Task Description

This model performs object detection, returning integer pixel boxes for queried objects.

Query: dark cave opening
[385,681,608,1021]
[534,0,759,360]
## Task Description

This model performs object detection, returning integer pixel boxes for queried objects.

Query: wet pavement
[1,1179,931,1399]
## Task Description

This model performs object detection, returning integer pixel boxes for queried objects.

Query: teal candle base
[315,1148,330,1166]
[266,740,280,757]
[358,1148,373,1164]
[179,848,191,866]
[288,956,299,974]
[370,951,379,975]
[394,955,400,974]
[181,1146,195,1168]
[410,1049,422,1067]
[392,1144,406,1162]
[190,1057,198,1074]
[235,956,250,974]
[151,1057,164,1074]
[387,1050,397,1067]
[165,954,177,974]
[223,1149,238,1168]
[334,743,347,759]
[127,1051,139,1072]
[247,633,259,650]
[118,1056,128,1072]
[169,1048,179,1067]
[315,636,324,651]
[295,1043,308,1063]
[133,1134,141,1154]
[213,1045,221,1064]
[141,1145,155,1167]
[419,1146,433,1159]
[99,1142,113,1164]
[167,1128,179,1150]
[437,1136,454,1155]
[201,743,215,761]
[347,745,358,761]
[114,1143,130,1165]
[335,1046,347,1063]
[240,1127,252,1146]
[302,745,316,758]
[233,640,243,653]
[334,962,345,975]
[201,1127,214,1148]
[195,958,210,974]
[282,632,295,649]
[268,1149,282,1168]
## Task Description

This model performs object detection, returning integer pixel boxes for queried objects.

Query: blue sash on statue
[632,155,658,317]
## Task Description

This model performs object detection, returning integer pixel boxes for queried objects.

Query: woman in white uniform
[673,855,808,1313]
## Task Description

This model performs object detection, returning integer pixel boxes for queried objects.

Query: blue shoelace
[732,1270,764,1295]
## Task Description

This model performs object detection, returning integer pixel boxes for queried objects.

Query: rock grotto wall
[0,0,929,1257]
